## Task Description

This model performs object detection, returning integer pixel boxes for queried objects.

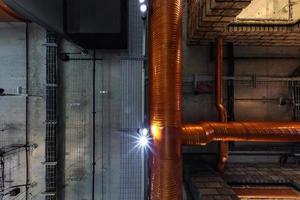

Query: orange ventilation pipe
[149,0,183,199]
[215,37,229,172]
[149,0,300,199]
[182,122,300,145]
[0,0,27,22]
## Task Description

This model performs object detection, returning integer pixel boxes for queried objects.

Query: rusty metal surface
[215,37,229,173]
[0,0,26,22]
[232,186,300,199]
[149,0,184,199]
[182,122,300,145]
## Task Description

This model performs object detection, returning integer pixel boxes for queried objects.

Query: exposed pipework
[215,38,227,123]
[0,0,26,22]
[149,0,183,199]
[182,122,300,145]
[215,37,228,172]
[149,0,300,199]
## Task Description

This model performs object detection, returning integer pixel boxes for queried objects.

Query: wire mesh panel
[62,58,93,200]
[118,0,146,199]
[127,0,144,57]
[0,23,27,200]
[120,60,144,200]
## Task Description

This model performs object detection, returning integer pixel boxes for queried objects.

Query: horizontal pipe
[182,122,300,146]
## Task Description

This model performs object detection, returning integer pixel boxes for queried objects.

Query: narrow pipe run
[215,37,228,172]
[92,49,96,200]
[215,38,227,123]
[25,22,29,200]
[182,122,300,145]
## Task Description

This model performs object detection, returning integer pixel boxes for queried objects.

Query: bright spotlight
[135,130,151,151]
[138,135,149,147]
[140,4,147,13]
[137,133,151,150]
[139,0,145,3]
[132,128,152,152]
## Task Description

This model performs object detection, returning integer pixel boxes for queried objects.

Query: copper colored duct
[149,0,183,199]
[149,0,300,199]
[182,122,300,145]
[215,37,227,123]
[215,37,228,172]
[0,0,26,22]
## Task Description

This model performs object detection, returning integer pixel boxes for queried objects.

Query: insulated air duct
[182,122,300,145]
[149,0,183,199]
[148,0,300,200]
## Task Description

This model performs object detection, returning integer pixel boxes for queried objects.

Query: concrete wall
[238,0,300,22]
[1,16,144,200]
[0,23,46,199]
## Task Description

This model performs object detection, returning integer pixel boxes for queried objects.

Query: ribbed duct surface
[182,122,300,145]
[149,0,184,199]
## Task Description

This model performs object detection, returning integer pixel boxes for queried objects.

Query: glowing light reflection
[129,131,153,154]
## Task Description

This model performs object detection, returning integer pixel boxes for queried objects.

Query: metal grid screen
[45,32,58,200]
[119,0,145,198]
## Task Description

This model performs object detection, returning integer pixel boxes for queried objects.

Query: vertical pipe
[25,22,29,200]
[0,157,4,193]
[215,37,227,122]
[92,49,96,200]
[215,37,228,172]
[149,0,183,199]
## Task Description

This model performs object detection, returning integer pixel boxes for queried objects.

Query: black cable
[92,49,96,200]
[1,157,4,193]
[25,22,29,200]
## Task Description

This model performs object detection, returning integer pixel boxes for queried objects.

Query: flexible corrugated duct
[149,0,183,199]
[149,0,300,199]
[182,122,300,145]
